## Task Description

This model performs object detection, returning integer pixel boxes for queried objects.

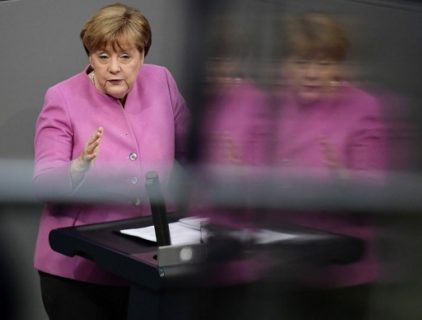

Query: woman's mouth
[108,79,124,85]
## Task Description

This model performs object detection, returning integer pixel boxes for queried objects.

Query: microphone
[145,171,171,246]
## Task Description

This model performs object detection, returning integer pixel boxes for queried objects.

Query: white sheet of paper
[120,217,298,246]
[120,221,204,245]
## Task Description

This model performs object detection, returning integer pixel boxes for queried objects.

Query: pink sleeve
[345,101,387,172]
[164,68,190,162]
[33,87,74,197]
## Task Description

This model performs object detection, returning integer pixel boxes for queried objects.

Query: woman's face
[89,42,144,99]
[286,57,341,105]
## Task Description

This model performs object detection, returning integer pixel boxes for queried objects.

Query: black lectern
[49,172,365,319]
[49,213,365,320]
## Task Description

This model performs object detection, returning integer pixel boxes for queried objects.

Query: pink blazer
[34,64,189,284]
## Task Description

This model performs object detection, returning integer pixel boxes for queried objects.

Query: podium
[49,213,364,320]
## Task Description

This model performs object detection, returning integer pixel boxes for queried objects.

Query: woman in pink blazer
[33,4,189,320]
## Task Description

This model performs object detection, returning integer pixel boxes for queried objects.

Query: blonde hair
[287,12,349,62]
[80,3,152,56]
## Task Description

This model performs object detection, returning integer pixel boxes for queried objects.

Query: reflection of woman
[277,13,385,174]
[33,4,189,319]
[274,13,385,319]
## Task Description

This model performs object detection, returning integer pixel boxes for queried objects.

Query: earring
[88,71,96,85]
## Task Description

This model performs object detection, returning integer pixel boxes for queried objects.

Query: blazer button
[130,176,139,185]
[129,152,138,161]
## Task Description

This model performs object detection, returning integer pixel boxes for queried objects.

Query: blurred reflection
[266,12,385,320]
[194,9,396,320]
[190,9,262,227]
[198,9,270,226]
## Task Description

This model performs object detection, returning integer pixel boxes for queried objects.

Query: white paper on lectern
[120,216,298,245]
[120,220,205,245]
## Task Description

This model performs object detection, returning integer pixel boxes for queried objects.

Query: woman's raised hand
[81,127,104,162]
[70,127,104,184]
[319,136,348,178]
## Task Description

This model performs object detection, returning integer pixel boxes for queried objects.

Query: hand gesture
[80,127,104,163]
[71,127,104,182]
[319,136,348,178]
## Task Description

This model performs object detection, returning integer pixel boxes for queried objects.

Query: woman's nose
[304,63,319,79]
[108,57,121,73]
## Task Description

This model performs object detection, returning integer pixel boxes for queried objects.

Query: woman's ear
[140,49,145,61]
[87,56,94,73]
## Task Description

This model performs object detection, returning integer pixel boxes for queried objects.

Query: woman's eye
[98,54,109,60]
[120,54,131,60]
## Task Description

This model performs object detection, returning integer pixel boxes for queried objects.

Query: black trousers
[39,271,130,320]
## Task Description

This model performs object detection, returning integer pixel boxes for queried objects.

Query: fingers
[319,136,341,169]
[82,127,104,161]
[88,127,104,145]
[71,127,104,184]
[320,137,349,179]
